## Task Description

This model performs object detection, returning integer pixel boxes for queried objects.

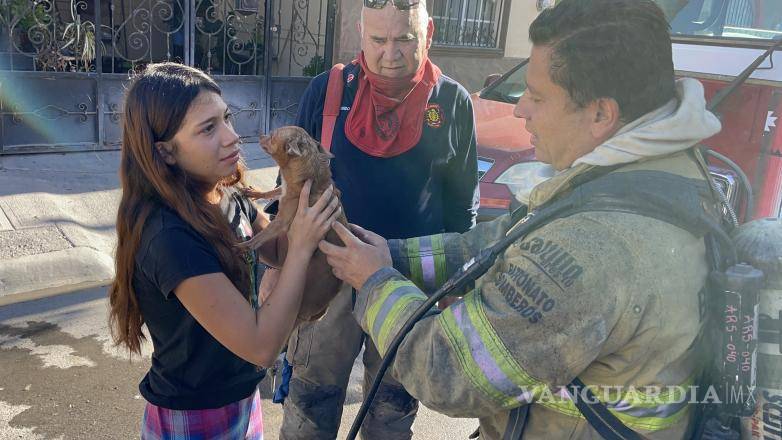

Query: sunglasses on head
[364,0,420,10]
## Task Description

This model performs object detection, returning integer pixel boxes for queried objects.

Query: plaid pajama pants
[141,389,263,439]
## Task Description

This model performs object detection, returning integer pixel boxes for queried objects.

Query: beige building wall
[504,0,538,59]
[332,0,539,91]
[334,0,363,64]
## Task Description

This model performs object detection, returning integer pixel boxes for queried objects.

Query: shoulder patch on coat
[425,104,444,128]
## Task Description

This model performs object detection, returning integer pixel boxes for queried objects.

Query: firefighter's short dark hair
[529,0,675,122]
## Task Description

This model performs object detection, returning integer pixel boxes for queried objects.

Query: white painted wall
[672,43,782,82]
[503,0,539,59]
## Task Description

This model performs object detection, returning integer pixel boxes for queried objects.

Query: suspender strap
[321,63,345,152]
[568,378,646,440]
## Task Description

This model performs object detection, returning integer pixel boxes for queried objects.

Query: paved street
[0,287,478,439]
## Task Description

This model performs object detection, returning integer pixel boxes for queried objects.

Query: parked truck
[472,0,782,223]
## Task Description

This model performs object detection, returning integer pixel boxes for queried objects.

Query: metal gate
[0,0,335,154]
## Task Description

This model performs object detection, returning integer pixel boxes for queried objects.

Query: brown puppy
[244,126,346,321]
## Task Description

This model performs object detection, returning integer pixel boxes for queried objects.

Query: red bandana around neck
[345,52,441,158]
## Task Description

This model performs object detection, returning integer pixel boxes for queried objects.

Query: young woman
[108,62,340,439]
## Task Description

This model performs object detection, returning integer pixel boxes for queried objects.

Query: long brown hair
[109,62,251,354]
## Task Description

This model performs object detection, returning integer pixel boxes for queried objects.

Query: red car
[471,60,540,221]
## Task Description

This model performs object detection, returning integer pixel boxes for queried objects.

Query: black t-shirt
[134,188,265,410]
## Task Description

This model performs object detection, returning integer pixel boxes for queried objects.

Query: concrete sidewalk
[0,145,279,305]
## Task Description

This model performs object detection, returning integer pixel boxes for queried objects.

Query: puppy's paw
[244,186,282,201]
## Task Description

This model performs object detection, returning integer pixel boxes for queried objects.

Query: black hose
[345,267,473,440]
[707,37,782,115]
[703,149,754,222]
[706,170,739,228]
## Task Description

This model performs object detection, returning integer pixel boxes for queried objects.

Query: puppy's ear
[286,134,306,157]
[155,141,177,165]
[317,142,335,159]
[288,130,321,157]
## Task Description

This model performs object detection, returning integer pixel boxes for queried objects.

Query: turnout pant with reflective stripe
[280,284,419,440]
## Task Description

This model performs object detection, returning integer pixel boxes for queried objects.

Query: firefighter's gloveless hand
[319,222,392,290]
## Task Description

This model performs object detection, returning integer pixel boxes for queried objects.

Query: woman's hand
[287,180,341,255]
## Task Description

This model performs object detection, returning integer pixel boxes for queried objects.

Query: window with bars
[429,0,509,50]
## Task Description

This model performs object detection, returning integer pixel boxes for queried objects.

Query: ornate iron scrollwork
[269,80,309,129]
[107,102,122,124]
[7,101,94,124]
[194,0,263,75]
[1,0,331,74]
[228,101,263,120]
[0,0,336,154]
[0,0,102,72]
[109,0,185,70]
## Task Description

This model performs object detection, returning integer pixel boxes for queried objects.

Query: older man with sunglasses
[278,0,479,439]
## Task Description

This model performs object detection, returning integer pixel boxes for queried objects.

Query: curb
[0,279,112,307]
[0,247,114,307]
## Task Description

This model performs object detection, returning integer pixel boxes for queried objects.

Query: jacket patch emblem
[425,104,444,128]
[347,73,355,83]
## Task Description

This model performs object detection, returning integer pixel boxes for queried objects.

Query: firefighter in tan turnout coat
[319,0,726,438]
